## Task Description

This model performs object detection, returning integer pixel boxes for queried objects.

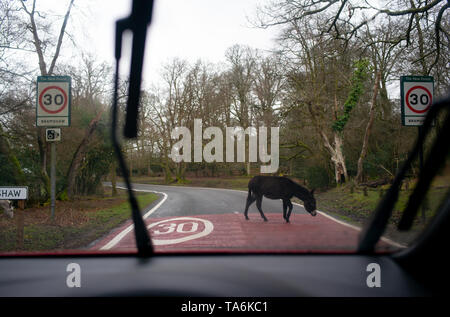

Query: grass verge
[125,175,252,191]
[0,191,158,252]
[315,183,448,245]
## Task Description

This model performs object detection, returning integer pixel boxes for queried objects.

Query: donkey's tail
[247,186,254,198]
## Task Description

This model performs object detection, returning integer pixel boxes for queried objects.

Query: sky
[17,1,406,99]
[56,0,280,87]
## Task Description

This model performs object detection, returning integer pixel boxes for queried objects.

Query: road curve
[91,183,401,252]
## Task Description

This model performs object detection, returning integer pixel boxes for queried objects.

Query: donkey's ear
[310,189,315,196]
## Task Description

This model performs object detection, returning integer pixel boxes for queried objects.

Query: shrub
[306,166,330,189]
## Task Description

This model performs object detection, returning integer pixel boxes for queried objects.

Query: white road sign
[36,76,71,127]
[400,76,434,126]
[0,187,28,200]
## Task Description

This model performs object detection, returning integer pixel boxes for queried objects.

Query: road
[91,183,402,252]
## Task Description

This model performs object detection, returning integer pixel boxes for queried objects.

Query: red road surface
[91,212,397,253]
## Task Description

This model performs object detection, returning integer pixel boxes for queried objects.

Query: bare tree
[0,1,76,198]
[281,17,366,184]
[354,22,406,182]
[145,59,191,183]
[252,54,283,128]
[356,71,381,183]
[225,45,258,175]
[15,0,75,197]
[19,0,75,76]
[255,0,449,74]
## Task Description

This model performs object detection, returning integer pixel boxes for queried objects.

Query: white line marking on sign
[148,217,214,245]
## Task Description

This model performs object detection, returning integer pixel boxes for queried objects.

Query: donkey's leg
[282,200,288,222]
[286,200,293,223]
[255,195,268,222]
[244,191,256,220]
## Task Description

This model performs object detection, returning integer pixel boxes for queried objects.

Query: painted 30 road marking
[148,217,214,245]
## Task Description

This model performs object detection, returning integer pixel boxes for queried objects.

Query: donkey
[244,176,316,223]
[0,200,14,218]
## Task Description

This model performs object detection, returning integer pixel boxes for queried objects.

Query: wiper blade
[357,94,450,253]
[398,98,450,230]
[121,0,154,139]
[111,0,154,256]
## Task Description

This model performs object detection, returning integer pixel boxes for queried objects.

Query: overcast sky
[21,1,403,98]
[57,0,280,87]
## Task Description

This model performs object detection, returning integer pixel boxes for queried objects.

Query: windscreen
[0,0,449,255]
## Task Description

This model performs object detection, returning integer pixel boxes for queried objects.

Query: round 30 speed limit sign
[401,76,434,126]
[405,85,432,114]
[36,76,71,127]
[39,86,68,114]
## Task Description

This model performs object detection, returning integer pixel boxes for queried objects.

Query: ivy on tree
[332,59,370,133]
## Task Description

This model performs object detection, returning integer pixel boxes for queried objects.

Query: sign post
[51,141,56,220]
[400,76,434,223]
[37,76,70,220]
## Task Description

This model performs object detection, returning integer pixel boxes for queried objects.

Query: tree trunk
[66,111,103,198]
[163,163,172,183]
[175,162,187,182]
[162,147,172,184]
[356,72,381,183]
[149,140,154,176]
[129,150,133,178]
[37,129,51,198]
[110,161,117,197]
[331,133,348,184]
[317,128,348,184]
[308,102,349,185]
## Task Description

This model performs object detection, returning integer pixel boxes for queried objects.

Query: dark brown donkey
[244,176,317,223]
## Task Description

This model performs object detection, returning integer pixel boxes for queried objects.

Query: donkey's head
[303,189,317,216]
[1,200,14,219]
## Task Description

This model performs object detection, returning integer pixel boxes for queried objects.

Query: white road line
[100,186,168,250]
[292,202,406,248]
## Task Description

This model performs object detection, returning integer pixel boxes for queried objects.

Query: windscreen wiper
[357,94,450,253]
[397,100,450,231]
[111,0,154,256]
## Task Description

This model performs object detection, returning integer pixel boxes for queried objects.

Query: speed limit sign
[400,76,434,126]
[36,76,71,127]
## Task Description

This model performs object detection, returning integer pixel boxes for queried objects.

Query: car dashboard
[0,253,430,297]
